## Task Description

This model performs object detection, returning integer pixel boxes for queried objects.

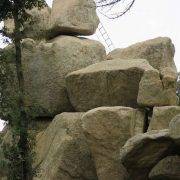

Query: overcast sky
[0,0,180,130]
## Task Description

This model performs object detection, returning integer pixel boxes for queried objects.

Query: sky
[0,0,180,130]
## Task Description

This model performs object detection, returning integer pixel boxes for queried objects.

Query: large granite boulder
[149,156,180,180]
[82,106,145,180]
[1,36,105,117]
[169,115,180,146]
[137,69,177,107]
[4,6,51,40]
[49,0,99,37]
[148,106,180,131]
[107,37,177,73]
[35,112,97,180]
[107,38,178,102]
[119,130,175,180]
[66,58,154,111]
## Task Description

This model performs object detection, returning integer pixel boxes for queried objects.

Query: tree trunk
[13,10,32,180]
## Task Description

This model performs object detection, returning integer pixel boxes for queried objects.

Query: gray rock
[148,106,180,131]
[66,58,154,111]
[149,156,180,180]
[35,112,97,180]
[107,37,177,73]
[137,69,177,107]
[82,106,145,180]
[119,130,174,180]
[49,0,99,37]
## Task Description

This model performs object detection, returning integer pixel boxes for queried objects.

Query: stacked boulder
[2,0,106,117]
[0,0,180,180]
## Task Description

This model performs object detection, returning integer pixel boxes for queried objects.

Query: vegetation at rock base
[0,0,46,179]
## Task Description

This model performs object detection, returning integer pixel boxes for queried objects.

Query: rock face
[82,106,145,180]
[107,37,178,107]
[49,0,99,37]
[35,112,98,180]
[149,156,180,180]
[107,37,177,73]
[137,69,177,107]
[169,115,180,146]
[119,130,174,180]
[2,36,105,117]
[4,6,51,40]
[148,106,180,131]
[66,58,154,111]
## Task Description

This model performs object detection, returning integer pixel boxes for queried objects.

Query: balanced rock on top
[49,0,99,37]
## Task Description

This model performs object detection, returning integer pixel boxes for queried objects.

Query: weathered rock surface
[137,69,177,107]
[169,114,180,146]
[119,130,174,180]
[35,112,98,180]
[107,37,178,104]
[66,58,154,111]
[149,156,180,180]
[107,37,177,73]
[82,106,145,180]
[4,6,51,40]
[49,0,99,37]
[148,106,180,131]
[2,36,105,117]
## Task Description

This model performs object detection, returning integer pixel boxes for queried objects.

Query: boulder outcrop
[148,106,180,131]
[1,36,105,117]
[35,112,98,180]
[1,6,179,178]
[82,106,145,180]
[66,58,154,111]
[119,130,175,180]
[149,156,180,180]
[49,0,99,37]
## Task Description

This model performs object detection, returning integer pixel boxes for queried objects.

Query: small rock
[148,106,180,131]
[137,69,177,107]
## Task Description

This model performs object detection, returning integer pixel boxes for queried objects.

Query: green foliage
[0,0,47,38]
[0,1,47,179]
